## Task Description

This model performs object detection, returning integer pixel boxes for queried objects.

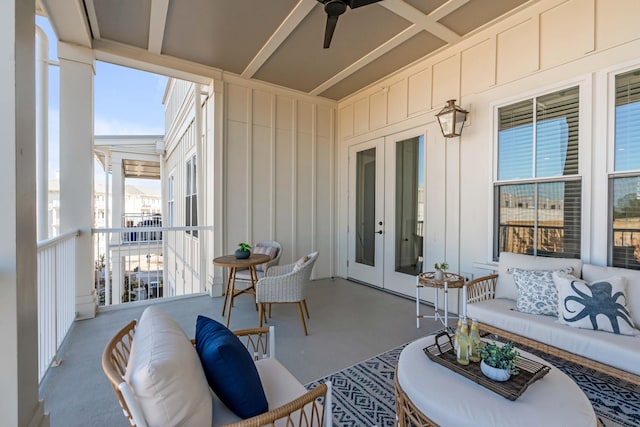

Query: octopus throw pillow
[553,272,638,335]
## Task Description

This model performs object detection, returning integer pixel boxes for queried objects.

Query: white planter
[434,270,444,281]
[480,360,511,382]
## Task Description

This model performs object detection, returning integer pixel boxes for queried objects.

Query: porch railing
[92,225,212,307]
[37,229,79,383]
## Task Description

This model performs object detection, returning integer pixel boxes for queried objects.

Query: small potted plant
[479,341,520,382]
[433,262,448,281]
[235,242,252,259]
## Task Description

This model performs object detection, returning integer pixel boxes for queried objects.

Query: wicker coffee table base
[394,367,438,427]
[394,366,603,427]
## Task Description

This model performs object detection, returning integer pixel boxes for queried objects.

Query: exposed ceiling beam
[381,0,461,44]
[310,24,422,96]
[148,0,170,55]
[241,0,317,78]
[84,0,101,39]
[430,0,472,21]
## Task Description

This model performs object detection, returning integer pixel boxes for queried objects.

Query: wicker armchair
[102,320,332,427]
[256,252,318,335]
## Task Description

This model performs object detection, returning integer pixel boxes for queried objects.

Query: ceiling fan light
[436,99,468,138]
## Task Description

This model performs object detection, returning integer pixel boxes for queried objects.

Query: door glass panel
[395,136,424,275]
[356,148,376,266]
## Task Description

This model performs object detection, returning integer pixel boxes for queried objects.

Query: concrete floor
[40,278,442,427]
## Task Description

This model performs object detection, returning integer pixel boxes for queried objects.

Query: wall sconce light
[436,99,469,138]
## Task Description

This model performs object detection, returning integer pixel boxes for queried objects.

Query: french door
[348,129,426,294]
[348,139,385,287]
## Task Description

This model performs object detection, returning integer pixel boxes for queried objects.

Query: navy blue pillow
[195,316,268,418]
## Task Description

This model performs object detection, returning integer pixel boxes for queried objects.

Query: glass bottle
[469,319,482,362]
[456,323,470,365]
[453,318,463,352]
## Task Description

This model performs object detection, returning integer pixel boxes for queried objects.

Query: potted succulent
[433,262,448,281]
[235,242,252,259]
[479,341,520,382]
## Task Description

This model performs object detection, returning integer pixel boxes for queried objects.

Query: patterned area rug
[306,341,640,427]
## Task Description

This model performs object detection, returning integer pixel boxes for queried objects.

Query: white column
[212,79,225,296]
[58,42,96,319]
[111,154,124,228]
[111,154,125,304]
[0,1,48,426]
[195,84,207,294]
[36,26,49,241]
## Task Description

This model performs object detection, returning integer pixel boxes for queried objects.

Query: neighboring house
[47,176,161,235]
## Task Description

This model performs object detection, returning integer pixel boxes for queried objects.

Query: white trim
[241,0,316,78]
[489,75,591,261]
[148,0,170,55]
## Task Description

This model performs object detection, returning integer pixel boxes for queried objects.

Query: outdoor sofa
[466,252,640,385]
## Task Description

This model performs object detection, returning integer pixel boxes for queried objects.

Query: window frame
[491,81,588,261]
[167,173,175,227]
[607,63,640,268]
[185,154,198,237]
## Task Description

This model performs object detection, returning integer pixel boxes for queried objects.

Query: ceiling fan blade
[323,14,339,48]
[347,0,382,9]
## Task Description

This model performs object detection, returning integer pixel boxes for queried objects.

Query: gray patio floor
[40,277,441,427]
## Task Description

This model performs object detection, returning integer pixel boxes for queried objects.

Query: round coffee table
[395,334,598,427]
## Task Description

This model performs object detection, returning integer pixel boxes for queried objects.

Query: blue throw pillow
[195,316,268,418]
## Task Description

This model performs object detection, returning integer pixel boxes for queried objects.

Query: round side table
[416,271,466,329]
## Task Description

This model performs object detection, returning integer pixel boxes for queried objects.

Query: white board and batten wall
[222,75,336,279]
[337,0,640,299]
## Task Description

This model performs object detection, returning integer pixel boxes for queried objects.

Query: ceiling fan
[318,0,382,48]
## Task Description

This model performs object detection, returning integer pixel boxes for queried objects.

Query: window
[167,175,174,227]
[186,155,198,236]
[494,86,581,260]
[610,69,640,269]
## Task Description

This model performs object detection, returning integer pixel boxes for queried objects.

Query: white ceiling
[40,0,533,101]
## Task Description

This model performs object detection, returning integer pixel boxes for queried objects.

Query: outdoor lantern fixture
[436,99,469,138]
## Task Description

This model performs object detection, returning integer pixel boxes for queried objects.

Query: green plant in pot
[235,242,252,259]
[433,262,448,281]
[479,341,520,382]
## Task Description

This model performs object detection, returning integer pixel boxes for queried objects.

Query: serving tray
[422,331,551,401]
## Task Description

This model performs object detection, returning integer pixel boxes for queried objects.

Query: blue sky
[36,16,167,187]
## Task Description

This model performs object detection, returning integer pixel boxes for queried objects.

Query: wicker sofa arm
[466,274,498,304]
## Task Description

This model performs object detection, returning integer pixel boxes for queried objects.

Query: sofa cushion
[582,264,640,325]
[554,273,638,336]
[468,299,640,376]
[512,267,573,316]
[496,252,583,300]
[125,306,212,427]
[195,316,268,419]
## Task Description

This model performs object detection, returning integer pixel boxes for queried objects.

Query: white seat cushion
[125,306,212,427]
[582,264,640,325]
[468,299,640,376]
[211,357,309,427]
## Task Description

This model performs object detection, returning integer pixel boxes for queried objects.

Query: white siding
[337,0,640,291]
[223,78,336,278]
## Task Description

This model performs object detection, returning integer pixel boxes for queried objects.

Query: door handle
[375,230,383,235]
